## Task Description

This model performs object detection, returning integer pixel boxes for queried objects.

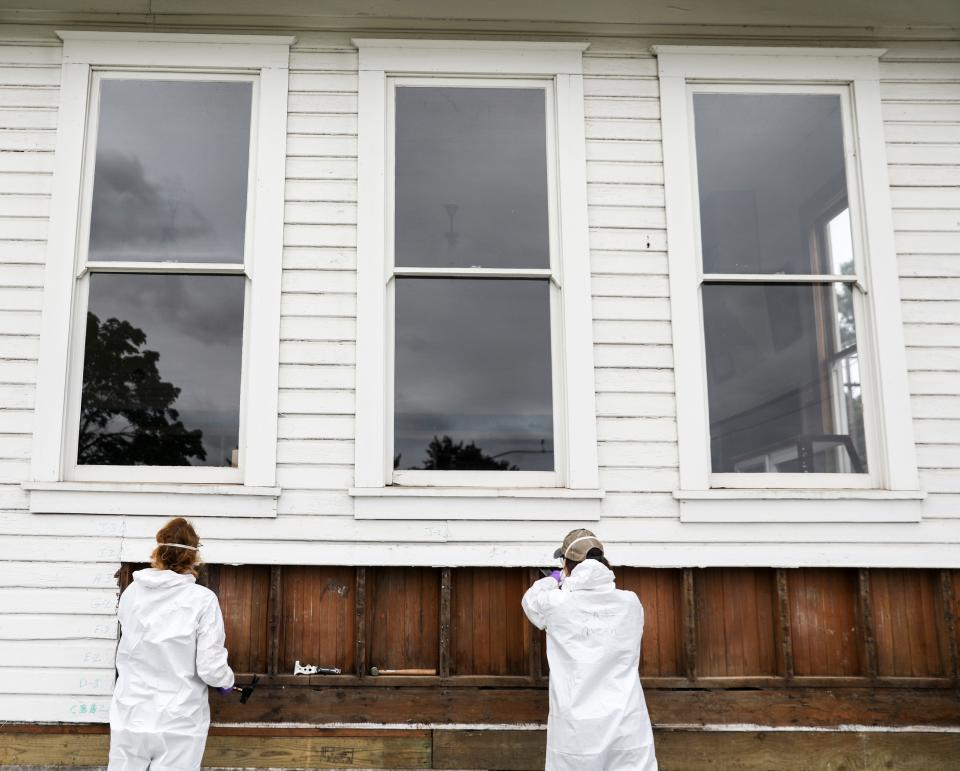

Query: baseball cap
[553,528,604,562]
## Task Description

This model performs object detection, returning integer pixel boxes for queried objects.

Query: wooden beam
[268,565,282,676]
[355,566,367,679]
[210,685,960,728]
[775,568,795,680]
[439,567,451,679]
[682,567,697,681]
[857,568,879,679]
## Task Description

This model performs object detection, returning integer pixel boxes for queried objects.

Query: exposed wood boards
[278,565,356,675]
[215,564,271,674]
[210,684,960,726]
[619,567,684,676]
[787,569,861,677]
[366,567,440,673]
[4,726,960,771]
[449,567,528,677]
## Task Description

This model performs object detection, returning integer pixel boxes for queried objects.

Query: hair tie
[158,542,198,551]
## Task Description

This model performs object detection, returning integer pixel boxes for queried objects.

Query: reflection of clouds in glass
[694,93,848,274]
[394,278,553,471]
[395,87,550,269]
[86,273,244,465]
[89,79,252,263]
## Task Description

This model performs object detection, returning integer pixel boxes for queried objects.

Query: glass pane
[394,87,550,269]
[89,80,252,263]
[79,273,245,467]
[703,282,867,473]
[694,93,854,275]
[394,278,553,471]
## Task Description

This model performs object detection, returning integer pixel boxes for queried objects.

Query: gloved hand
[549,570,563,583]
[217,686,234,696]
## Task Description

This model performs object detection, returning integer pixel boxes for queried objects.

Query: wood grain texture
[871,569,947,677]
[279,565,356,675]
[211,684,960,727]
[433,729,545,770]
[787,568,861,677]
[618,567,684,676]
[201,734,430,768]
[214,564,271,675]
[367,567,440,672]
[450,567,528,676]
[695,568,778,677]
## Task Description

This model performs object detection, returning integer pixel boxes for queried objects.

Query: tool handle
[371,668,437,676]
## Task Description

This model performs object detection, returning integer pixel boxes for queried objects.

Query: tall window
[72,76,252,480]
[655,46,921,509]
[353,40,600,500]
[30,32,290,506]
[693,90,867,476]
[391,83,557,480]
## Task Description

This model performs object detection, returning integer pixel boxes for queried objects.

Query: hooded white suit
[522,560,657,771]
[108,568,234,771]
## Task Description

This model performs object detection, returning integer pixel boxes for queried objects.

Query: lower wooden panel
[210,685,960,727]
[5,728,960,770]
[202,733,431,768]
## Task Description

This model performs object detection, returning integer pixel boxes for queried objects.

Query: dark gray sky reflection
[89,79,252,263]
[394,278,554,471]
[694,93,851,275]
[394,87,550,269]
[85,273,245,466]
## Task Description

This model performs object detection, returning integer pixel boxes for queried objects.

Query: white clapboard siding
[0,23,957,723]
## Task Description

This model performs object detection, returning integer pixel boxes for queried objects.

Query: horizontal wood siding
[0,20,957,725]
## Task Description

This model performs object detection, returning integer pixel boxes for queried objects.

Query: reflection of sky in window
[693,93,848,274]
[394,87,549,269]
[88,79,251,263]
[827,208,855,275]
[85,274,244,465]
[394,278,553,470]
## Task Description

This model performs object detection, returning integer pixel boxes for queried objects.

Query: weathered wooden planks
[202,733,431,768]
[871,568,948,677]
[619,567,684,677]
[787,568,861,677]
[367,567,440,673]
[214,564,271,675]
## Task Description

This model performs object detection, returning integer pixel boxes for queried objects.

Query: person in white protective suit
[522,528,657,771]
[108,517,234,771]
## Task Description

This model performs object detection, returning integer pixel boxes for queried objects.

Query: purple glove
[217,686,234,696]
[549,570,563,583]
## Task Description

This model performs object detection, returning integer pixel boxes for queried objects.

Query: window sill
[350,486,603,520]
[674,488,925,523]
[23,481,280,518]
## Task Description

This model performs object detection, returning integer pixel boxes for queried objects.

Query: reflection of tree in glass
[78,312,206,465]
[407,435,518,471]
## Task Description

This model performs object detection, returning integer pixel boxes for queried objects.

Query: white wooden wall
[0,21,957,720]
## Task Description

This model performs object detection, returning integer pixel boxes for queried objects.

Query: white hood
[562,559,616,593]
[132,567,196,589]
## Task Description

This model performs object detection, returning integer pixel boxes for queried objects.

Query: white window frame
[351,40,601,518]
[26,31,293,517]
[653,46,923,523]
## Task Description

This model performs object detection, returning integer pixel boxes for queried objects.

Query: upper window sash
[30,32,292,491]
[654,45,920,495]
[353,39,599,493]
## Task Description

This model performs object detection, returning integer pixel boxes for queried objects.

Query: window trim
[653,46,922,518]
[28,32,293,512]
[352,39,601,501]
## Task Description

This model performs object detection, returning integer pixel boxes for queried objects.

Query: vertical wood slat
[268,565,282,676]
[858,568,879,680]
[278,567,356,675]
[788,569,861,677]
[695,568,778,677]
[683,568,697,681]
[355,567,366,679]
[618,568,684,677]
[775,569,795,680]
[367,567,440,672]
[871,569,948,678]
[439,568,451,679]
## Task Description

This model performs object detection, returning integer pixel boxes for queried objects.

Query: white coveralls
[108,568,234,771]
[522,560,657,771]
